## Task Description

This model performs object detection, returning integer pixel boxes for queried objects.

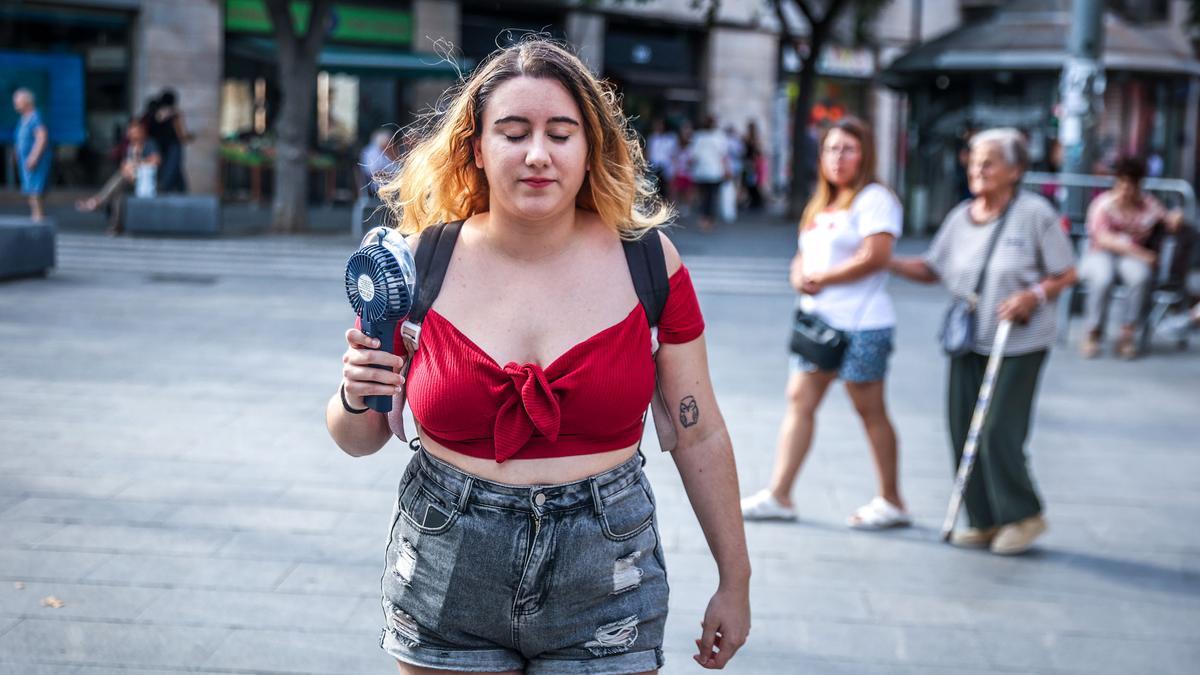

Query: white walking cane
[941,320,1013,542]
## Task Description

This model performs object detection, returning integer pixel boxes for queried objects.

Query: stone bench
[0,216,55,280]
[124,195,221,235]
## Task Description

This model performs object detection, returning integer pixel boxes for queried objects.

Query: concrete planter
[125,196,221,236]
[0,216,55,280]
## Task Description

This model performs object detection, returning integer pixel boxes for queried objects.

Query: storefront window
[0,3,133,187]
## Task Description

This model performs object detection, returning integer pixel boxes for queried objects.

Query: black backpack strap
[410,220,464,324]
[622,230,670,327]
[396,219,463,445]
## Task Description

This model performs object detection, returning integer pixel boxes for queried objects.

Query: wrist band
[1030,284,1047,306]
[340,383,369,414]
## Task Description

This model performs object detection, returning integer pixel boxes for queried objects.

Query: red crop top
[401,266,704,462]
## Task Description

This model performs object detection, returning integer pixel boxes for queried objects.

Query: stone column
[411,0,461,115]
[131,0,223,195]
[566,12,605,74]
[704,27,779,173]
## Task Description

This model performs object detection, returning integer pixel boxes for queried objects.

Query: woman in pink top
[1079,157,1174,359]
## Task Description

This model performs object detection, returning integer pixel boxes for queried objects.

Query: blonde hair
[800,116,879,230]
[379,38,671,238]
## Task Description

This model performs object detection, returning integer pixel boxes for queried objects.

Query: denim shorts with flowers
[791,326,895,383]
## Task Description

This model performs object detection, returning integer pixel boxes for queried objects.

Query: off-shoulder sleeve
[657,265,705,344]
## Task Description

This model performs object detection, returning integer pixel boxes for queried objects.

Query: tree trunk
[265,0,332,233]
[787,55,820,220]
[272,62,317,232]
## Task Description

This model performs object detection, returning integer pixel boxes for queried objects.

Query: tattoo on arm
[679,395,699,428]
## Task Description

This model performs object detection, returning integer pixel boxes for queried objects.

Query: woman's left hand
[693,584,751,669]
[997,290,1038,323]
[801,273,826,295]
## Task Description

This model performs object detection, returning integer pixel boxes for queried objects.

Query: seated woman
[1079,157,1176,359]
[76,119,161,235]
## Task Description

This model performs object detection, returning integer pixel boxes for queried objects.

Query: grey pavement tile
[0,581,162,621]
[669,580,871,623]
[217,530,379,564]
[0,494,25,516]
[4,522,65,547]
[161,504,345,533]
[83,554,293,591]
[0,619,230,668]
[0,498,175,526]
[114,478,287,505]
[202,627,390,673]
[0,665,78,675]
[334,510,395,535]
[274,562,380,597]
[80,458,236,482]
[68,662,225,667]
[342,597,383,634]
[0,476,131,500]
[0,616,19,637]
[664,618,992,669]
[275,485,395,514]
[979,630,1200,674]
[0,549,112,583]
[35,525,232,556]
[137,588,361,630]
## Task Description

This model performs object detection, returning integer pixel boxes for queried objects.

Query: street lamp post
[1057,0,1106,227]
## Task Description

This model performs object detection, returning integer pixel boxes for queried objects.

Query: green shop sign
[226,0,411,46]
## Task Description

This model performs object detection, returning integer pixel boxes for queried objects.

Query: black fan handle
[360,315,397,413]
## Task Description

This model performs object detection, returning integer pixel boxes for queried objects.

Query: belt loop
[457,476,474,513]
[589,477,604,517]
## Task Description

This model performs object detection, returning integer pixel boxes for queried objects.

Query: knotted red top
[400,266,704,462]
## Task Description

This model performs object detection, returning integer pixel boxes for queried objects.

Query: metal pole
[1183,77,1200,189]
[1057,0,1106,226]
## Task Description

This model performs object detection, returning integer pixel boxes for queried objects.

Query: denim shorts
[380,448,669,674]
[791,326,895,383]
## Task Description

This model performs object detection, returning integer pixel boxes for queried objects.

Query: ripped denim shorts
[380,448,669,674]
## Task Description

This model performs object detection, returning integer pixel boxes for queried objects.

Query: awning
[227,37,471,78]
[884,0,1200,88]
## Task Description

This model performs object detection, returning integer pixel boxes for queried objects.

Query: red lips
[520,177,555,188]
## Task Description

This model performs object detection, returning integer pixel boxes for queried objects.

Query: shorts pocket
[397,471,460,536]
[598,480,656,542]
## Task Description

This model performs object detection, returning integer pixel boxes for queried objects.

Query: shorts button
[533,492,546,506]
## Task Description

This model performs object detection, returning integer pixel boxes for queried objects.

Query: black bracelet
[340,383,370,414]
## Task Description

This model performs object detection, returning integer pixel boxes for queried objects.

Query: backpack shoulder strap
[622,230,670,327]
[409,220,464,324]
[395,220,463,445]
[623,231,678,453]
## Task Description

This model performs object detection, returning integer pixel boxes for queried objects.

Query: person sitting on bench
[76,119,160,235]
[1079,157,1179,359]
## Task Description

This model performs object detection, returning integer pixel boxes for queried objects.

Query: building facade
[6,0,940,205]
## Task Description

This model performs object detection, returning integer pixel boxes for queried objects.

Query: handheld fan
[344,226,417,413]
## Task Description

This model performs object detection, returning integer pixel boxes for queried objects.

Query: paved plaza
[0,213,1197,674]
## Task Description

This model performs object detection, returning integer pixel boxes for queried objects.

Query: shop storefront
[603,21,705,137]
[0,1,135,189]
[220,0,462,204]
[772,42,876,194]
[885,4,1200,234]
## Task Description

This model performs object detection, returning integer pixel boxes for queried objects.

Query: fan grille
[345,245,412,322]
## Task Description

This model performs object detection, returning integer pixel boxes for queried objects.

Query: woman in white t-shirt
[742,117,910,529]
[689,115,729,232]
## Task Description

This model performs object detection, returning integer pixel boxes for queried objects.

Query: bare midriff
[419,434,641,485]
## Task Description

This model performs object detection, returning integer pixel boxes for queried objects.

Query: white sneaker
[740,489,797,521]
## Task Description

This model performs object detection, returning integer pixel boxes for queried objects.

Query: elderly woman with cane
[890,128,1077,555]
